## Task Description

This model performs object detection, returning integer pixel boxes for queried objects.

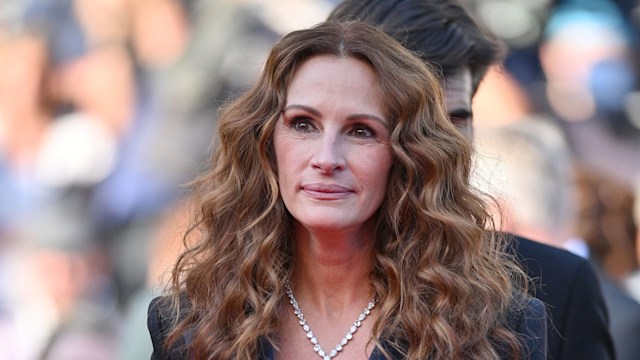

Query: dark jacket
[148,290,547,359]
[508,235,615,360]
[148,234,613,360]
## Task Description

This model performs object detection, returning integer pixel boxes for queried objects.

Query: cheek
[378,148,394,175]
[274,137,300,183]
[358,150,393,192]
[273,129,287,171]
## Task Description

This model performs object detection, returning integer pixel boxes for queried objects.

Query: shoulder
[147,295,190,360]
[506,234,602,306]
[506,234,601,297]
[147,295,175,334]
[508,234,586,271]
[506,295,547,360]
[519,296,547,335]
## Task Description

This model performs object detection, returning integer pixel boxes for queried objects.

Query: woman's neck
[290,222,376,317]
[278,222,379,360]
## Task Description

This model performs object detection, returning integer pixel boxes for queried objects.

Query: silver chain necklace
[285,283,377,359]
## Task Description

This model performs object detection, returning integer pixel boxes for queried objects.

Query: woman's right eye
[292,117,316,132]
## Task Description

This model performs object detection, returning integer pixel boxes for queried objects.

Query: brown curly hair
[166,20,527,360]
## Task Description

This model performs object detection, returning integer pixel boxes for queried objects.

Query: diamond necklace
[284,283,377,359]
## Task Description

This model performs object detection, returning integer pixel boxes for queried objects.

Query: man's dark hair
[328,0,506,95]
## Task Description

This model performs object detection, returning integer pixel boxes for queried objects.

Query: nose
[310,133,346,173]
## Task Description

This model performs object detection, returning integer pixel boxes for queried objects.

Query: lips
[301,183,353,199]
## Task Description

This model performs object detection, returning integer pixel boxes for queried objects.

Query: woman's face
[274,55,393,233]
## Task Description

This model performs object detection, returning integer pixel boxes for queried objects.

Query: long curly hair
[167,20,527,360]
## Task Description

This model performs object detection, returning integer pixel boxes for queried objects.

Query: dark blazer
[147,296,188,360]
[508,235,615,360]
[148,292,547,359]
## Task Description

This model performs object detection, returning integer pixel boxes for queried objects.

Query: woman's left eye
[349,125,374,138]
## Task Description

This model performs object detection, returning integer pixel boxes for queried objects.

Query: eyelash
[289,117,376,139]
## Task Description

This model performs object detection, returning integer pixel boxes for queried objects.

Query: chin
[299,219,356,232]
[294,210,375,234]
[293,212,355,231]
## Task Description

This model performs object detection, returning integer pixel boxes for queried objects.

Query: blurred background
[0,0,638,359]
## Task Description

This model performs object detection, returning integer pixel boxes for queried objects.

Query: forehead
[289,55,375,83]
[286,55,383,103]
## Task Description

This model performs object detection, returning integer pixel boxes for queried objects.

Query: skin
[273,55,392,359]
[275,55,392,235]
[444,65,474,140]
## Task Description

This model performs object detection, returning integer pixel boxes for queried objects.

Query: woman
[148,21,546,360]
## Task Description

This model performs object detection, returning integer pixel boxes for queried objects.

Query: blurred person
[538,2,640,187]
[0,35,51,170]
[0,192,119,360]
[20,0,194,310]
[575,167,639,282]
[148,21,546,360]
[123,0,281,214]
[0,12,71,360]
[0,1,124,222]
[0,0,130,193]
[539,1,634,127]
[475,119,640,360]
[75,0,194,301]
[72,0,189,70]
[49,44,135,136]
[0,1,142,358]
[0,34,55,229]
[0,0,195,358]
[328,1,613,359]
[17,0,134,136]
[573,167,640,360]
[16,0,129,290]
[0,24,110,360]
[473,119,576,251]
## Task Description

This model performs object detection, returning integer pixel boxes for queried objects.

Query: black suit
[509,235,615,360]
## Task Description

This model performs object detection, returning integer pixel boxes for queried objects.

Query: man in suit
[328,1,615,359]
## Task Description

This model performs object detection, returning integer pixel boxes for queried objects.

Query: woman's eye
[349,125,374,138]
[291,118,316,132]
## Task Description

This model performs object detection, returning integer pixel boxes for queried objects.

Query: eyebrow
[283,104,388,127]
